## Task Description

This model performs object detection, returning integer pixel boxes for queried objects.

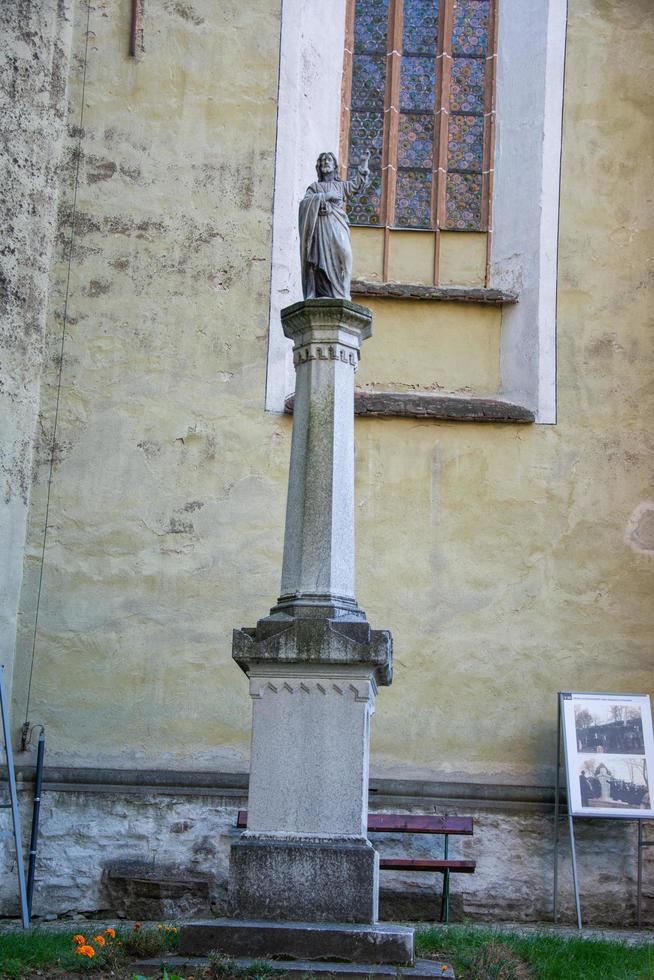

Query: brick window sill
[285,391,535,423]
[351,279,518,305]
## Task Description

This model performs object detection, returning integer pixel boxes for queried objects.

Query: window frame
[340,0,499,285]
[265,0,568,424]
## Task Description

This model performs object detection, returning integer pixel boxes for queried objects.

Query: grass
[0,924,179,979]
[2,923,654,979]
[416,924,654,980]
[0,930,73,978]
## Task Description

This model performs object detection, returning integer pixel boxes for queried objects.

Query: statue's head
[315,152,340,181]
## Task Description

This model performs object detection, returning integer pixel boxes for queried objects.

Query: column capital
[281,298,373,354]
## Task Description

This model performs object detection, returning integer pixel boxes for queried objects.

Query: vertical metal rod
[129,0,140,57]
[637,819,643,928]
[568,811,582,929]
[0,667,29,928]
[27,730,45,916]
[553,694,562,922]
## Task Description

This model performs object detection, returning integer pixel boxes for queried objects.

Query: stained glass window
[342,0,496,243]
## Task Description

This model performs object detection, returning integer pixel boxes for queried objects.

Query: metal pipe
[553,695,562,922]
[568,811,582,929]
[637,819,643,928]
[0,666,29,928]
[26,728,45,917]
[129,0,140,56]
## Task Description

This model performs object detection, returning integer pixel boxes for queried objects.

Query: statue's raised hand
[360,149,371,173]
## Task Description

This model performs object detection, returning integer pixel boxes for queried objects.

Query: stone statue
[299,150,370,301]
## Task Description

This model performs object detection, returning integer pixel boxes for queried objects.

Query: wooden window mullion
[339,0,356,176]
[483,0,499,285]
[381,0,403,280]
[432,0,454,284]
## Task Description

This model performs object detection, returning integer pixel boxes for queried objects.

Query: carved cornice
[233,617,393,688]
[293,343,359,370]
[249,676,375,704]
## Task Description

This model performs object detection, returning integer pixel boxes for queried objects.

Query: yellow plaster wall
[13,0,654,786]
[13,0,287,769]
[439,232,486,286]
[356,300,501,395]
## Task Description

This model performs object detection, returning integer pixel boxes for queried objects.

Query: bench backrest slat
[236,810,472,836]
[367,813,473,835]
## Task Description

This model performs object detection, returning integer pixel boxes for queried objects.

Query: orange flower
[94,935,106,946]
[133,921,141,931]
[73,934,86,945]
[76,945,95,958]
[105,927,116,938]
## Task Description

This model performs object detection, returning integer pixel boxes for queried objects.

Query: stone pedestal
[227,662,383,923]
[181,300,401,963]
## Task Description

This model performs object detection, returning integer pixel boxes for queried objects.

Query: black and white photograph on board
[562,692,654,818]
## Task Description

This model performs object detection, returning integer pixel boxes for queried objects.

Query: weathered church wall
[0,0,74,693]
[2,0,653,925]
[11,0,286,769]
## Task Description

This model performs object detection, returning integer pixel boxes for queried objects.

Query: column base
[228,836,379,923]
[179,918,415,965]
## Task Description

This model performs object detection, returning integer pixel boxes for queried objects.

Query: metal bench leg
[439,837,450,923]
[440,870,450,923]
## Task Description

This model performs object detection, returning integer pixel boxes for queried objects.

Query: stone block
[103,862,212,919]
[179,918,415,964]
[228,836,379,922]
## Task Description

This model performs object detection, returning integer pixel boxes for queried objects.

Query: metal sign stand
[553,693,582,928]
[0,665,29,928]
[554,692,653,930]
[637,820,654,927]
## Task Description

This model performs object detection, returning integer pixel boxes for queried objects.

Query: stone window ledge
[285,391,535,423]
[351,279,519,305]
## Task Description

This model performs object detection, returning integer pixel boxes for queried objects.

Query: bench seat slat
[379,858,476,873]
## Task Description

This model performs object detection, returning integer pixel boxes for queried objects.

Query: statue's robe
[299,170,369,300]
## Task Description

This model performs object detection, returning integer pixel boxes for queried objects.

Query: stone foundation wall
[1,778,652,927]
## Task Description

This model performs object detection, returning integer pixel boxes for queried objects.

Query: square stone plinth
[139,957,453,979]
[229,836,379,923]
[179,919,415,965]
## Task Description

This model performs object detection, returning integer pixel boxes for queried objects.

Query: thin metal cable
[24,1,93,724]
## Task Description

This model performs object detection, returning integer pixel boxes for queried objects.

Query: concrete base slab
[179,918,415,965]
[137,956,453,978]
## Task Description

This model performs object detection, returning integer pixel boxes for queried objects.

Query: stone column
[229,300,393,924]
[277,299,371,615]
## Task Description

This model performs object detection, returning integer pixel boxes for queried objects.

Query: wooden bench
[236,810,475,923]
